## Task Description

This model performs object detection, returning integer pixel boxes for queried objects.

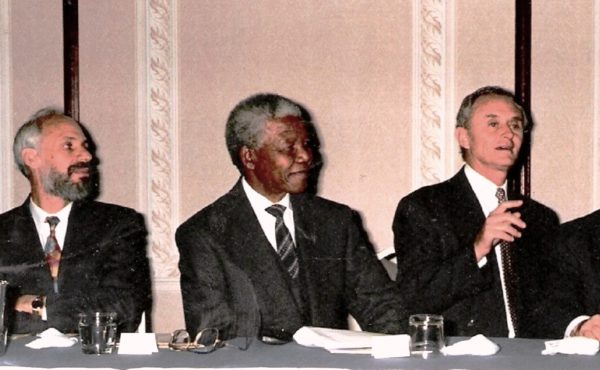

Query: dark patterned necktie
[495,188,518,335]
[44,216,61,293]
[265,205,299,279]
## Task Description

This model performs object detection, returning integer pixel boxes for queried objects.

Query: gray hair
[456,86,529,130]
[225,93,303,171]
[13,107,75,177]
[456,86,530,160]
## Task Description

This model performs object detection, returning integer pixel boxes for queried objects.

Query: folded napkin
[26,328,78,349]
[440,334,499,356]
[541,337,599,356]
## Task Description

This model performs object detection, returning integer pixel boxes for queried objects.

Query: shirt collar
[464,164,507,216]
[241,178,291,211]
[29,199,74,225]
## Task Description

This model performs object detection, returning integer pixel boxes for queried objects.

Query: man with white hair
[177,93,407,341]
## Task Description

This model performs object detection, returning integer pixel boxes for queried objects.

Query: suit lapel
[5,200,54,293]
[62,201,91,258]
[58,201,102,293]
[10,201,44,255]
[289,195,318,319]
[446,168,487,246]
[224,183,278,278]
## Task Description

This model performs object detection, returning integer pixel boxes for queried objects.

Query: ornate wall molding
[412,0,455,189]
[0,0,13,212]
[594,1,600,210]
[137,0,180,278]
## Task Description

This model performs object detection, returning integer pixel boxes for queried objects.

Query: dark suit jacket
[393,167,559,337]
[176,180,408,339]
[530,210,600,338]
[0,199,152,334]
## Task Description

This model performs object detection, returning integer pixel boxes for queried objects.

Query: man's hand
[575,315,600,340]
[14,294,39,314]
[474,200,526,261]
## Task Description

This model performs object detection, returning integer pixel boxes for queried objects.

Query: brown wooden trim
[63,0,79,120]
[510,0,532,197]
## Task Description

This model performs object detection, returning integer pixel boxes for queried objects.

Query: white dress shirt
[242,178,296,251]
[464,164,516,338]
[29,200,73,251]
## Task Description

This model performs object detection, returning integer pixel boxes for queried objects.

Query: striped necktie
[44,216,61,293]
[495,188,518,335]
[265,205,299,279]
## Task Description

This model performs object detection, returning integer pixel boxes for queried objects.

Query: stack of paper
[293,326,410,358]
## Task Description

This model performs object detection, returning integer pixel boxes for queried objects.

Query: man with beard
[176,93,408,341]
[0,108,151,334]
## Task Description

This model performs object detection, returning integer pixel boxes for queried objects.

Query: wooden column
[510,0,532,197]
[63,0,79,120]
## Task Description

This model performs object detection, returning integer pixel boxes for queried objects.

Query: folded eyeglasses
[168,328,251,354]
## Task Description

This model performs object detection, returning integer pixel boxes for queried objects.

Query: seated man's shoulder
[560,209,600,239]
[395,179,454,214]
[0,204,25,222]
[77,200,143,220]
[293,193,354,218]
[176,192,236,237]
[0,205,28,245]
[523,197,560,225]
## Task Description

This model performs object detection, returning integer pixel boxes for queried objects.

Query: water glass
[409,314,445,357]
[78,312,118,354]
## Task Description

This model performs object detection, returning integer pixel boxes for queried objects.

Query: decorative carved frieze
[140,0,179,278]
[413,0,452,188]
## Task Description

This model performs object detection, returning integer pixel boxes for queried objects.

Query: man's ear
[21,148,40,170]
[240,146,256,170]
[455,127,470,151]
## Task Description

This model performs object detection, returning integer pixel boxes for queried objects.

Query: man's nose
[295,145,312,163]
[78,147,92,162]
[500,122,516,137]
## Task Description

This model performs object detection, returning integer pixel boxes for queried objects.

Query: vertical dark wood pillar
[63,0,79,120]
[510,0,532,197]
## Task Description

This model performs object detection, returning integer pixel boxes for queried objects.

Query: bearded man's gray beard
[42,167,93,201]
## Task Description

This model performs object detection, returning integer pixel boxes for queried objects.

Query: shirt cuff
[477,256,488,268]
[565,315,590,338]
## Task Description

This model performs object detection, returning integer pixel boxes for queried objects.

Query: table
[0,335,598,369]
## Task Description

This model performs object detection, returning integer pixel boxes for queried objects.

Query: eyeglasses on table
[168,328,252,354]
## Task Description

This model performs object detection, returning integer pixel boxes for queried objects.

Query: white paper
[371,334,410,358]
[118,333,159,355]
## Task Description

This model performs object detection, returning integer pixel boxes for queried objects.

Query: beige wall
[2,0,599,333]
[531,0,598,222]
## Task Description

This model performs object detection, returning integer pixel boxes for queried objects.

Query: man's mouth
[289,169,309,178]
[68,163,91,177]
[496,144,514,152]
